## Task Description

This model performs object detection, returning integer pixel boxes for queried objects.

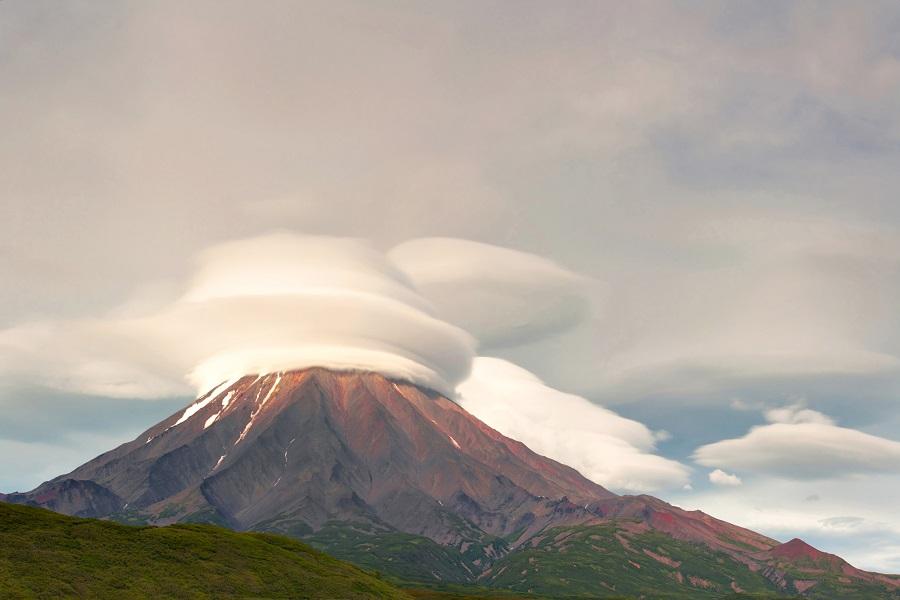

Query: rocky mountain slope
[5,368,899,598]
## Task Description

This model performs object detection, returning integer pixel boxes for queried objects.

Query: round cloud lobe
[389,238,591,348]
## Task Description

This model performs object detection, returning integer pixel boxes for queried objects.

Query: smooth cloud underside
[0,233,600,398]
[172,234,478,394]
[0,234,478,397]
[457,357,690,493]
[694,407,900,480]
[389,238,591,348]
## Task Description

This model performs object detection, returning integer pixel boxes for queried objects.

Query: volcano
[5,369,900,598]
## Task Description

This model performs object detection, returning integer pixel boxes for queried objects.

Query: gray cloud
[389,238,591,348]
[500,214,900,413]
[819,516,867,531]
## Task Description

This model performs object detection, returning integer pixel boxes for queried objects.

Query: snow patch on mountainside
[175,377,238,426]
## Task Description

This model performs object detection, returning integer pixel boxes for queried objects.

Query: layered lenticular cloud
[0,233,477,397]
[157,234,476,394]
[0,233,604,401]
[1,233,606,397]
[389,238,591,348]
[185,234,430,310]
[457,357,690,493]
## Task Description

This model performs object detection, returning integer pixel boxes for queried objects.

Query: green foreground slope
[0,502,409,599]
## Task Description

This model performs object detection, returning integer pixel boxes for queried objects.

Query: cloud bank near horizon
[694,405,900,480]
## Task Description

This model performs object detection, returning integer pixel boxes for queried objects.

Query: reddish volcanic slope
[771,538,839,563]
[760,537,900,592]
[9,370,611,546]
[5,368,898,596]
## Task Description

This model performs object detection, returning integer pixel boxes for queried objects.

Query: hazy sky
[3,0,900,572]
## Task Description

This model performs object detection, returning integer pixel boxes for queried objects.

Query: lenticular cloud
[0,233,476,397]
[160,234,476,394]
[0,233,603,403]
[389,238,591,348]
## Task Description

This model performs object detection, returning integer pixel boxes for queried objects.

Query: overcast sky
[3,0,900,572]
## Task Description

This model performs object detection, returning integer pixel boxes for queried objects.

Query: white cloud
[708,469,742,486]
[389,238,591,348]
[0,234,477,397]
[457,357,690,493]
[0,233,602,399]
[764,403,835,425]
[694,408,900,479]
[185,234,430,312]
[653,429,673,442]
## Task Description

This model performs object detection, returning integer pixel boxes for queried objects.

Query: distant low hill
[0,501,408,599]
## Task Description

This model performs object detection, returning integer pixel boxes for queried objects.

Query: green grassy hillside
[0,502,410,599]
[302,521,481,584]
[481,522,780,598]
